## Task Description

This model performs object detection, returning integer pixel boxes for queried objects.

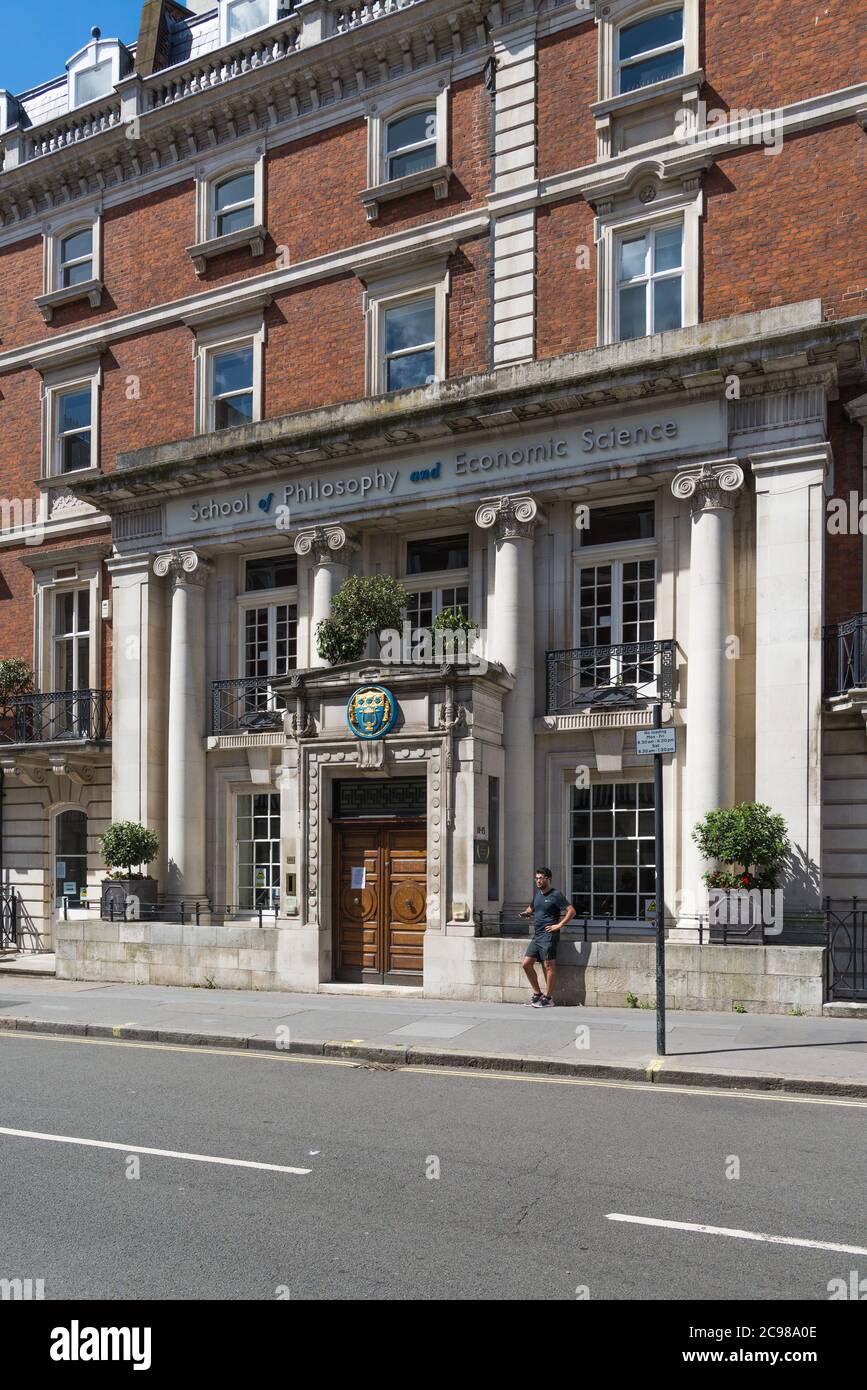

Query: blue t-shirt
[532,888,569,934]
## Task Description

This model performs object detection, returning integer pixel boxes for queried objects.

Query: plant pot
[101,877,159,920]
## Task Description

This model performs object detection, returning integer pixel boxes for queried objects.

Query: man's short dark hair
[535,866,552,878]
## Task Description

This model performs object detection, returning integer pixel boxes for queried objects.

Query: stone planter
[101,877,159,920]
[707,887,779,940]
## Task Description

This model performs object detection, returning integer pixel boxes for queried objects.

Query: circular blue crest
[346,685,398,740]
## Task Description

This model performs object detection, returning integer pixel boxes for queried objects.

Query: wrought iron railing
[212,678,288,735]
[474,910,655,940]
[0,690,111,744]
[824,613,867,696]
[826,898,867,1000]
[0,888,18,950]
[545,639,675,715]
[64,897,279,929]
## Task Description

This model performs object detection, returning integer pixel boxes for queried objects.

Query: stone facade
[0,1,864,1011]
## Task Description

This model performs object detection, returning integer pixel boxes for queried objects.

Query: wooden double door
[333,820,427,985]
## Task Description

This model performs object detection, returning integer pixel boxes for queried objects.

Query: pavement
[1,975,867,1098]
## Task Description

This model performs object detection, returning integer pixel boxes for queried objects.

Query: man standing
[520,867,576,1007]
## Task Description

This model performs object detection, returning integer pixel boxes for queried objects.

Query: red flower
[741,876,750,886]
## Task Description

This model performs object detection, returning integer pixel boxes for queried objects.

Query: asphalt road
[0,1031,864,1301]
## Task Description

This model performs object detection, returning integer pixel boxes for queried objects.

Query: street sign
[636,728,676,756]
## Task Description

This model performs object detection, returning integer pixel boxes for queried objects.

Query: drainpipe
[484,53,497,370]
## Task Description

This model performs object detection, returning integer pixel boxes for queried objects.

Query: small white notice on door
[351,866,366,890]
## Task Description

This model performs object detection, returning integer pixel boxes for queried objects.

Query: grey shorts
[525,931,559,963]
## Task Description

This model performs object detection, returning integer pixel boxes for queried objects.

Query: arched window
[384,109,437,181]
[212,171,256,238]
[617,7,684,94]
[54,810,88,909]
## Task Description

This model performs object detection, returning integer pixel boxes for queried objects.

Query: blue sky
[2,1,143,94]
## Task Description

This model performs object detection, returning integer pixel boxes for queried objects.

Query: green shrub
[316,574,410,665]
[0,658,34,701]
[99,821,160,880]
[692,803,789,890]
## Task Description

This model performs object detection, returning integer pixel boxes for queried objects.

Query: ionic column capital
[153,549,213,587]
[474,494,544,540]
[293,525,358,565]
[671,460,745,513]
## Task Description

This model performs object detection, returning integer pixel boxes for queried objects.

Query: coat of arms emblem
[346,685,398,740]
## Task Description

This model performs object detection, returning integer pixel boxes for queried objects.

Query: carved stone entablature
[153,549,213,587]
[475,493,544,541]
[671,461,745,513]
[293,525,358,565]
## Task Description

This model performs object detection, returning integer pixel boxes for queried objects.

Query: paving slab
[0,977,866,1097]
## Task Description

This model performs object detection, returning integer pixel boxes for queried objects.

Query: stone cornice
[66,302,866,514]
[0,0,498,232]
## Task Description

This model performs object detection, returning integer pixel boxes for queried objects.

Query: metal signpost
[636,710,676,1056]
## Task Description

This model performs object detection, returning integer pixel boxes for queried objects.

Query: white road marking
[606,1213,867,1256]
[0,1125,311,1176]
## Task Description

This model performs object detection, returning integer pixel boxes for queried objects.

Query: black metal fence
[0,888,18,949]
[475,910,655,941]
[545,639,675,714]
[212,678,286,735]
[0,690,111,744]
[826,898,867,1000]
[61,897,279,930]
[824,613,867,696]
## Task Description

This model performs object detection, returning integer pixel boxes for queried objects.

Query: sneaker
[530,993,544,1007]
[539,995,555,1007]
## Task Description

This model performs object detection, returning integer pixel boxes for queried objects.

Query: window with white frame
[236,792,280,910]
[66,37,127,111]
[617,6,684,93]
[385,109,438,181]
[191,308,265,434]
[575,501,657,693]
[222,0,278,43]
[58,228,94,288]
[616,221,683,341]
[237,554,298,720]
[383,297,436,391]
[53,588,91,692]
[55,386,94,473]
[210,343,254,430]
[212,171,256,238]
[404,533,469,632]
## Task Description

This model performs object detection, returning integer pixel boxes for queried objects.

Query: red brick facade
[0,0,864,673]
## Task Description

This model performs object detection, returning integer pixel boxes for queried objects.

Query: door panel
[334,829,381,978]
[333,822,426,984]
[383,828,426,981]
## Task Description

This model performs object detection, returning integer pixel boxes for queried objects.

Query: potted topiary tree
[0,657,34,744]
[692,802,790,932]
[99,821,160,919]
[316,574,411,665]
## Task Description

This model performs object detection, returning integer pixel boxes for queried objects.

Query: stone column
[670,462,745,933]
[293,525,358,667]
[475,494,542,905]
[107,554,168,882]
[153,549,212,905]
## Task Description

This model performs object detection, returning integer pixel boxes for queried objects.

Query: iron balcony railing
[824,613,867,696]
[0,888,18,950]
[0,690,111,744]
[212,677,288,735]
[546,639,675,715]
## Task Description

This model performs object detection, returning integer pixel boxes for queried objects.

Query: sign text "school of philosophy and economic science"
[166,399,724,538]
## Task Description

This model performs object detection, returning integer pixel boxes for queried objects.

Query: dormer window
[220,0,280,45]
[617,8,684,93]
[385,110,437,181]
[213,172,255,237]
[74,58,113,106]
[59,229,93,288]
[66,33,128,111]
